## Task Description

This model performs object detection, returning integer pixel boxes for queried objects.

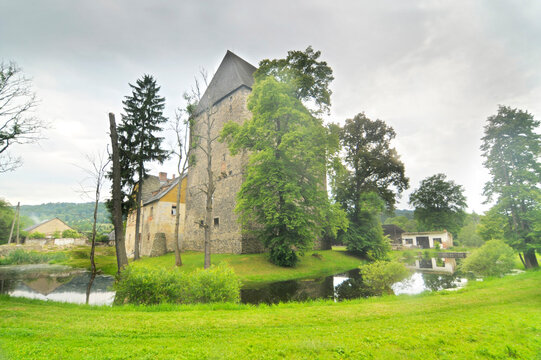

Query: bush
[96,234,110,243]
[114,263,240,305]
[359,261,410,296]
[0,249,68,265]
[62,229,81,238]
[52,230,62,239]
[28,232,46,239]
[460,240,515,277]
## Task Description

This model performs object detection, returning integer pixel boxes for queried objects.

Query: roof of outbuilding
[24,217,72,232]
[195,50,257,114]
[144,175,185,206]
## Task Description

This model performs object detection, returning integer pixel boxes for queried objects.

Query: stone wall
[184,87,258,254]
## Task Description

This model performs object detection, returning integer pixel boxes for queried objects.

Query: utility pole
[8,202,20,244]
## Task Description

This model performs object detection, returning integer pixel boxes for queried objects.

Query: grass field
[0,270,539,359]
[59,247,363,287]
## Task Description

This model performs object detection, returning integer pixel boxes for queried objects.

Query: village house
[401,230,453,249]
[125,172,187,257]
[23,218,86,246]
[24,217,73,238]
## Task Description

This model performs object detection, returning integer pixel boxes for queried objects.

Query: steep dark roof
[195,50,257,114]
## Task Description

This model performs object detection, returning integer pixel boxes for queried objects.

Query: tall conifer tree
[118,75,168,260]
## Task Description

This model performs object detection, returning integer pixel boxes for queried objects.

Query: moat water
[0,258,466,306]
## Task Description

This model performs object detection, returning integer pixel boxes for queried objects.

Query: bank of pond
[0,256,469,306]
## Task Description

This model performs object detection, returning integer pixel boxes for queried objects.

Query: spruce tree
[118,74,168,260]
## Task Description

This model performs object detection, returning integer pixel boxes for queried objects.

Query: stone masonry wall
[183,87,263,254]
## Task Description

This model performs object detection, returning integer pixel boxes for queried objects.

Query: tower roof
[195,50,257,114]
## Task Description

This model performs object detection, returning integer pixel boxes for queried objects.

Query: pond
[0,257,467,306]
[241,260,467,304]
[0,264,115,306]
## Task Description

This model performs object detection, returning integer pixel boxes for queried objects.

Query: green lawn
[0,270,539,359]
[59,247,363,287]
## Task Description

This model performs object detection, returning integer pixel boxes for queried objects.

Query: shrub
[460,240,515,277]
[28,232,46,239]
[52,230,62,239]
[114,263,240,305]
[96,234,110,243]
[0,249,68,265]
[359,261,410,296]
[62,229,81,238]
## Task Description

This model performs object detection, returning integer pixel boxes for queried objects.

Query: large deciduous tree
[332,113,408,258]
[222,77,343,267]
[255,46,334,115]
[117,75,168,260]
[222,47,345,267]
[409,173,467,236]
[0,62,46,172]
[480,105,540,268]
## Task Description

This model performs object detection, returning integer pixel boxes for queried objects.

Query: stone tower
[183,51,264,254]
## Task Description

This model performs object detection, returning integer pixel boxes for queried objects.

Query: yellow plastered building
[125,173,187,257]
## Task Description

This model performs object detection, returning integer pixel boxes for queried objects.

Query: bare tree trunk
[204,112,215,269]
[523,249,539,269]
[134,176,142,261]
[85,272,96,305]
[7,202,19,244]
[109,113,128,273]
[174,172,182,266]
[90,185,99,275]
[15,208,20,244]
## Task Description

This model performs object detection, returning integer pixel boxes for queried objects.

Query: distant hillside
[19,202,112,233]
[381,209,414,223]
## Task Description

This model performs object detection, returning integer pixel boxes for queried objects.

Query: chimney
[159,172,167,182]
[172,174,175,179]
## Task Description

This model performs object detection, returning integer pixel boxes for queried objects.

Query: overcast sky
[1,0,540,213]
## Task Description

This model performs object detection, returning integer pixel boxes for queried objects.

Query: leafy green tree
[339,192,390,259]
[480,106,540,269]
[255,46,334,115]
[409,173,466,236]
[477,207,507,242]
[221,76,343,266]
[460,240,515,277]
[0,199,14,244]
[383,215,418,232]
[117,75,169,260]
[456,213,483,247]
[332,113,408,258]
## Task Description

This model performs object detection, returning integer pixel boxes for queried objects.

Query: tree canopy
[255,46,334,115]
[480,105,540,268]
[115,74,168,260]
[409,173,466,236]
[111,75,169,216]
[331,113,408,258]
[222,76,344,266]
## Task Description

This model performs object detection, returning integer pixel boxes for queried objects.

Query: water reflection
[0,265,115,306]
[241,259,467,304]
[1,258,467,306]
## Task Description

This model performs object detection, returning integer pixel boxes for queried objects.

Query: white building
[401,230,453,249]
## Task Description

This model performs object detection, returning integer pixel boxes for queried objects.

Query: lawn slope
[0,271,539,359]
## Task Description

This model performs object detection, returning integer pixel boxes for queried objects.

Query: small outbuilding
[24,218,74,238]
[401,230,453,249]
